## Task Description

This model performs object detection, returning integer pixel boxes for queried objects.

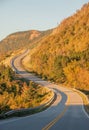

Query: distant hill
[0,3,89,91]
[0,29,52,54]
[29,3,89,90]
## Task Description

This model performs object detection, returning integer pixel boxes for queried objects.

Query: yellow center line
[42,96,69,130]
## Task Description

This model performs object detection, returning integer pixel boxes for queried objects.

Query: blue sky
[0,0,89,41]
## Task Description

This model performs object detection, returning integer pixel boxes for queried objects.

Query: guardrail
[0,91,56,119]
[0,49,56,119]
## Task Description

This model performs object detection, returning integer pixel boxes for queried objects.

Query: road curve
[0,50,89,130]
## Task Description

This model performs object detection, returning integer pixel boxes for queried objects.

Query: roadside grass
[0,64,54,116]
[0,81,54,119]
[0,49,25,66]
[19,51,89,116]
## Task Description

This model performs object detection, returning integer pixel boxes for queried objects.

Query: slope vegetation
[0,29,52,63]
[29,3,89,91]
[0,29,52,55]
[0,65,52,114]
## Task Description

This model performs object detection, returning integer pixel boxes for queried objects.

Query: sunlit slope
[29,3,89,90]
[0,29,52,55]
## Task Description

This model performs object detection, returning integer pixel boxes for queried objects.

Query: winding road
[0,50,89,130]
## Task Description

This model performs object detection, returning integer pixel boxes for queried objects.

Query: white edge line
[82,104,89,118]
[73,88,89,119]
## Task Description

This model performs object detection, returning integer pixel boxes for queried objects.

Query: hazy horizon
[0,0,88,41]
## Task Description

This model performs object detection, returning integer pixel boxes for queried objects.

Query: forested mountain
[0,3,89,91]
[29,3,89,91]
[0,29,52,54]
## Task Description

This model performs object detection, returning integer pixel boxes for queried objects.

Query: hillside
[0,65,52,114]
[27,3,89,91]
[0,29,52,55]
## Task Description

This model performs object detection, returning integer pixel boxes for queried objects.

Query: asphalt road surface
[0,50,89,130]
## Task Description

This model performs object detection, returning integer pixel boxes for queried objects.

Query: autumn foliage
[0,65,50,114]
[29,3,89,91]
